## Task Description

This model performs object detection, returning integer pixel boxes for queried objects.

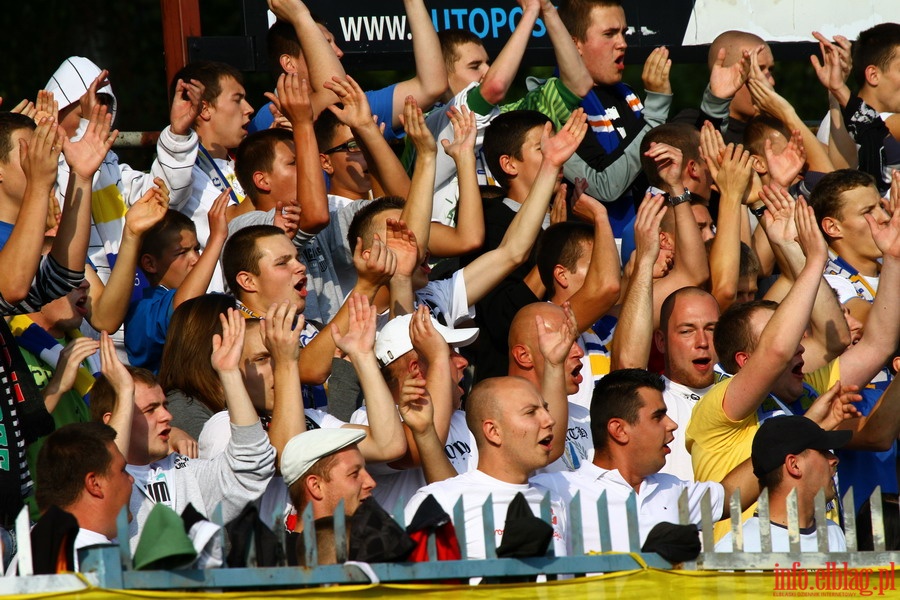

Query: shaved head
[509,303,567,352]
[466,376,532,447]
[708,30,767,69]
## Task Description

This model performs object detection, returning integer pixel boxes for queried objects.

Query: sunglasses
[323,139,361,154]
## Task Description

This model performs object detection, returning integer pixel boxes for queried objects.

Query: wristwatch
[749,202,767,219]
[666,187,692,206]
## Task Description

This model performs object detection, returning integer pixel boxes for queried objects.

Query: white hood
[44,56,118,122]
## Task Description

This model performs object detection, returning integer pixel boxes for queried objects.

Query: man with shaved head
[404,376,568,560]
[509,302,592,472]
[707,30,775,144]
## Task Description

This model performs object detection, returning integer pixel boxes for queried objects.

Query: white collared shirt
[533,462,724,552]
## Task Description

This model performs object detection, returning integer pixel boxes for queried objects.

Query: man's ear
[408,356,423,378]
[101,412,112,425]
[865,64,881,87]
[198,100,213,123]
[510,343,534,370]
[84,471,104,499]
[499,154,517,177]
[235,270,258,293]
[305,474,325,501]
[751,154,768,176]
[320,153,334,175]
[572,36,585,57]
[553,264,569,291]
[821,216,842,240]
[734,351,751,370]
[140,254,157,275]
[653,329,666,355]
[607,418,628,445]
[253,170,271,193]
[279,54,297,75]
[892,356,900,374]
[482,418,502,446]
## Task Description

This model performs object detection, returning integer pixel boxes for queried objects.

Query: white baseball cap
[375,313,479,368]
[280,428,367,487]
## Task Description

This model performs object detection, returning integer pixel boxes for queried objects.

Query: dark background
[0,1,838,170]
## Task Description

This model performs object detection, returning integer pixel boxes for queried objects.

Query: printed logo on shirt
[174,455,190,469]
[567,426,588,441]
[146,479,171,504]
[305,415,322,430]
[444,440,471,462]
[302,243,328,276]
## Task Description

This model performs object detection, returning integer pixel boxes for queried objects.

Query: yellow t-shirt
[685,360,841,541]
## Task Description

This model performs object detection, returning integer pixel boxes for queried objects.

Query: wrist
[665,187,691,206]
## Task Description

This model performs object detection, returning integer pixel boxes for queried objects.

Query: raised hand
[399,95,436,157]
[409,304,448,365]
[714,143,753,201]
[99,330,131,397]
[398,374,434,436]
[385,218,419,278]
[541,108,588,168]
[795,196,827,266]
[206,186,231,242]
[804,381,861,430]
[758,184,798,247]
[62,104,118,178]
[124,178,170,237]
[324,75,375,131]
[549,182,568,226]
[811,32,852,97]
[866,182,900,260]
[644,142,683,193]
[267,73,313,127]
[79,69,111,119]
[765,129,806,188]
[34,90,59,124]
[273,202,300,239]
[21,117,64,189]
[262,300,303,365]
[536,301,578,367]
[572,178,608,224]
[699,120,727,182]
[9,99,36,119]
[353,234,397,289]
[440,106,476,161]
[211,308,246,373]
[331,293,376,357]
[168,427,199,459]
[642,46,672,95]
[709,47,749,99]
[170,78,205,136]
[49,336,100,397]
[633,192,666,267]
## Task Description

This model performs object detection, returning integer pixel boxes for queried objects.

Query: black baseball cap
[751,416,852,479]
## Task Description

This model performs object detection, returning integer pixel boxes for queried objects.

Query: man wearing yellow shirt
[687,196,900,540]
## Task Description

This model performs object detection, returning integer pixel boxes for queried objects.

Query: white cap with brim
[375,313,479,368]
[281,428,367,487]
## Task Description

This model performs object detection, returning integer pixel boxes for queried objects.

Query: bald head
[708,30,767,69]
[466,376,533,447]
[509,303,566,352]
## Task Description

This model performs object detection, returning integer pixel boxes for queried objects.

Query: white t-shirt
[660,376,711,482]
[537,403,593,474]
[716,516,846,552]
[824,273,880,304]
[73,529,115,571]
[405,469,568,560]
[351,407,477,512]
[533,462,724,553]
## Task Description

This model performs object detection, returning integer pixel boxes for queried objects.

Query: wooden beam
[160,0,201,98]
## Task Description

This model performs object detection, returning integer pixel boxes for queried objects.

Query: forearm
[218,369,260,426]
[89,231,140,332]
[357,124,411,198]
[479,7,539,104]
[412,424,457,483]
[758,260,823,360]
[397,0,447,119]
[422,359,453,442]
[611,260,654,370]
[106,387,135,457]
[351,352,406,460]
[429,155,483,257]
[291,9,344,108]
[402,153,437,261]
[50,172,93,271]
[544,4,593,97]
[268,362,305,458]
[541,362,569,464]
[671,201,710,283]
[294,122,329,233]
[173,235,225,308]
[570,216,621,330]
[709,192,743,310]
[388,277,415,318]
[0,183,52,302]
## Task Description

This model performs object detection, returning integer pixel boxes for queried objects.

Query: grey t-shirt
[166,388,216,440]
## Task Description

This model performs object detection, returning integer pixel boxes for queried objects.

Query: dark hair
[482,110,551,190]
[222,224,287,295]
[808,169,878,239]
[713,299,778,374]
[347,196,407,253]
[235,128,294,203]
[739,241,761,280]
[438,29,485,72]
[558,0,623,43]
[91,366,159,422]
[169,61,244,108]
[140,209,196,261]
[313,107,345,153]
[853,23,900,88]
[639,123,700,189]
[267,20,302,73]
[535,222,594,295]
[0,112,36,163]
[590,368,664,451]
[158,294,236,413]
[36,422,118,511]
[743,114,790,158]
